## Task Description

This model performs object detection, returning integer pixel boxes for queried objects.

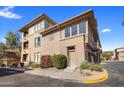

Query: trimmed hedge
[40,55,52,68]
[52,54,67,69]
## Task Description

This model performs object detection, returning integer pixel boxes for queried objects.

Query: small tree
[52,54,67,69]
[0,42,7,59]
[5,31,21,49]
[102,51,113,60]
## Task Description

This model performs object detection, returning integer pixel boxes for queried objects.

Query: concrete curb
[82,69,108,84]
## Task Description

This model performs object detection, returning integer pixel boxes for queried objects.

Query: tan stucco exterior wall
[21,31,43,64]
[20,13,101,66]
[60,35,85,66]
[41,27,86,67]
[41,31,61,55]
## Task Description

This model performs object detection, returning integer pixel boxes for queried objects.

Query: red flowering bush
[40,55,52,68]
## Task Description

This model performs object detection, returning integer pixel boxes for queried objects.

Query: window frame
[34,36,41,47]
[64,26,71,38]
[71,24,78,36]
[64,21,86,38]
[79,21,86,34]
[34,52,41,63]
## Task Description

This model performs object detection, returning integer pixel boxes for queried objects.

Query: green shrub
[28,61,39,68]
[52,54,67,69]
[80,61,103,72]
[90,64,103,72]
[80,62,91,70]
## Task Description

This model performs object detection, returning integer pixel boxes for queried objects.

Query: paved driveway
[0,62,124,87]
[88,62,124,87]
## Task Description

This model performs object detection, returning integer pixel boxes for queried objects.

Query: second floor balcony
[23,41,29,49]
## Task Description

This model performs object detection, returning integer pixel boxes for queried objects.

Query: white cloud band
[101,28,111,33]
[0,6,22,19]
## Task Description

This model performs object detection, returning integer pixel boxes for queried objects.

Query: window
[28,26,34,35]
[34,25,38,32]
[64,21,86,38]
[34,52,41,63]
[34,21,45,32]
[65,27,70,37]
[71,24,78,36]
[34,37,41,47]
[45,20,50,29]
[39,21,44,29]
[79,22,86,34]
[37,23,41,31]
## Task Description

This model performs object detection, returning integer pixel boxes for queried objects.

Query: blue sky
[0,6,124,51]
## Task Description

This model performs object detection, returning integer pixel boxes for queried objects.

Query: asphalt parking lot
[0,62,124,87]
[0,68,84,87]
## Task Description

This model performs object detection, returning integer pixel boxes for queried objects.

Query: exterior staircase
[64,65,77,72]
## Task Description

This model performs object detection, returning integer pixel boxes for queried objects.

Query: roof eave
[40,9,94,35]
[19,13,56,32]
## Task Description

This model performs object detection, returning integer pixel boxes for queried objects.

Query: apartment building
[19,9,102,67]
[114,47,124,61]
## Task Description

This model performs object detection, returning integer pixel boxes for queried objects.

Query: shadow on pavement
[0,67,31,77]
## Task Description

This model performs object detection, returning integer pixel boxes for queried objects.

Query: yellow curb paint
[83,69,108,84]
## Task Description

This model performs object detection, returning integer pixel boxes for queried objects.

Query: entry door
[69,49,76,66]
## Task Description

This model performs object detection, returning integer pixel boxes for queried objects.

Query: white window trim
[64,27,71,37]
[77,24,80,35]
[70,26,72,36]
[34,36,41,47]
[64,21,87,38]
[34,52,41,63]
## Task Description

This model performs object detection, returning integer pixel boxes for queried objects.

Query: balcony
[23,31,28,38]
[23,41,29,49]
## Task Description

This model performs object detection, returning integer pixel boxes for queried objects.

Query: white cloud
[101,28,111,33]
[0,6,22,19]
[0,37,5,43]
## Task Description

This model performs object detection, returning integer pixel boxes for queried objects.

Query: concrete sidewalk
[25,68,104,82]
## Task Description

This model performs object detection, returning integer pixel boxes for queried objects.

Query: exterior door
[69,49,76,66]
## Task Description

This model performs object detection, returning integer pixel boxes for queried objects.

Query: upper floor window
[79,22,86,34]
[34,20,45,32]
[45,20,50,29]
[71,24,78,36]
[65,27,70,37]
[34,37,41,47]
[64,21,86,38]
[29,26,34,35]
